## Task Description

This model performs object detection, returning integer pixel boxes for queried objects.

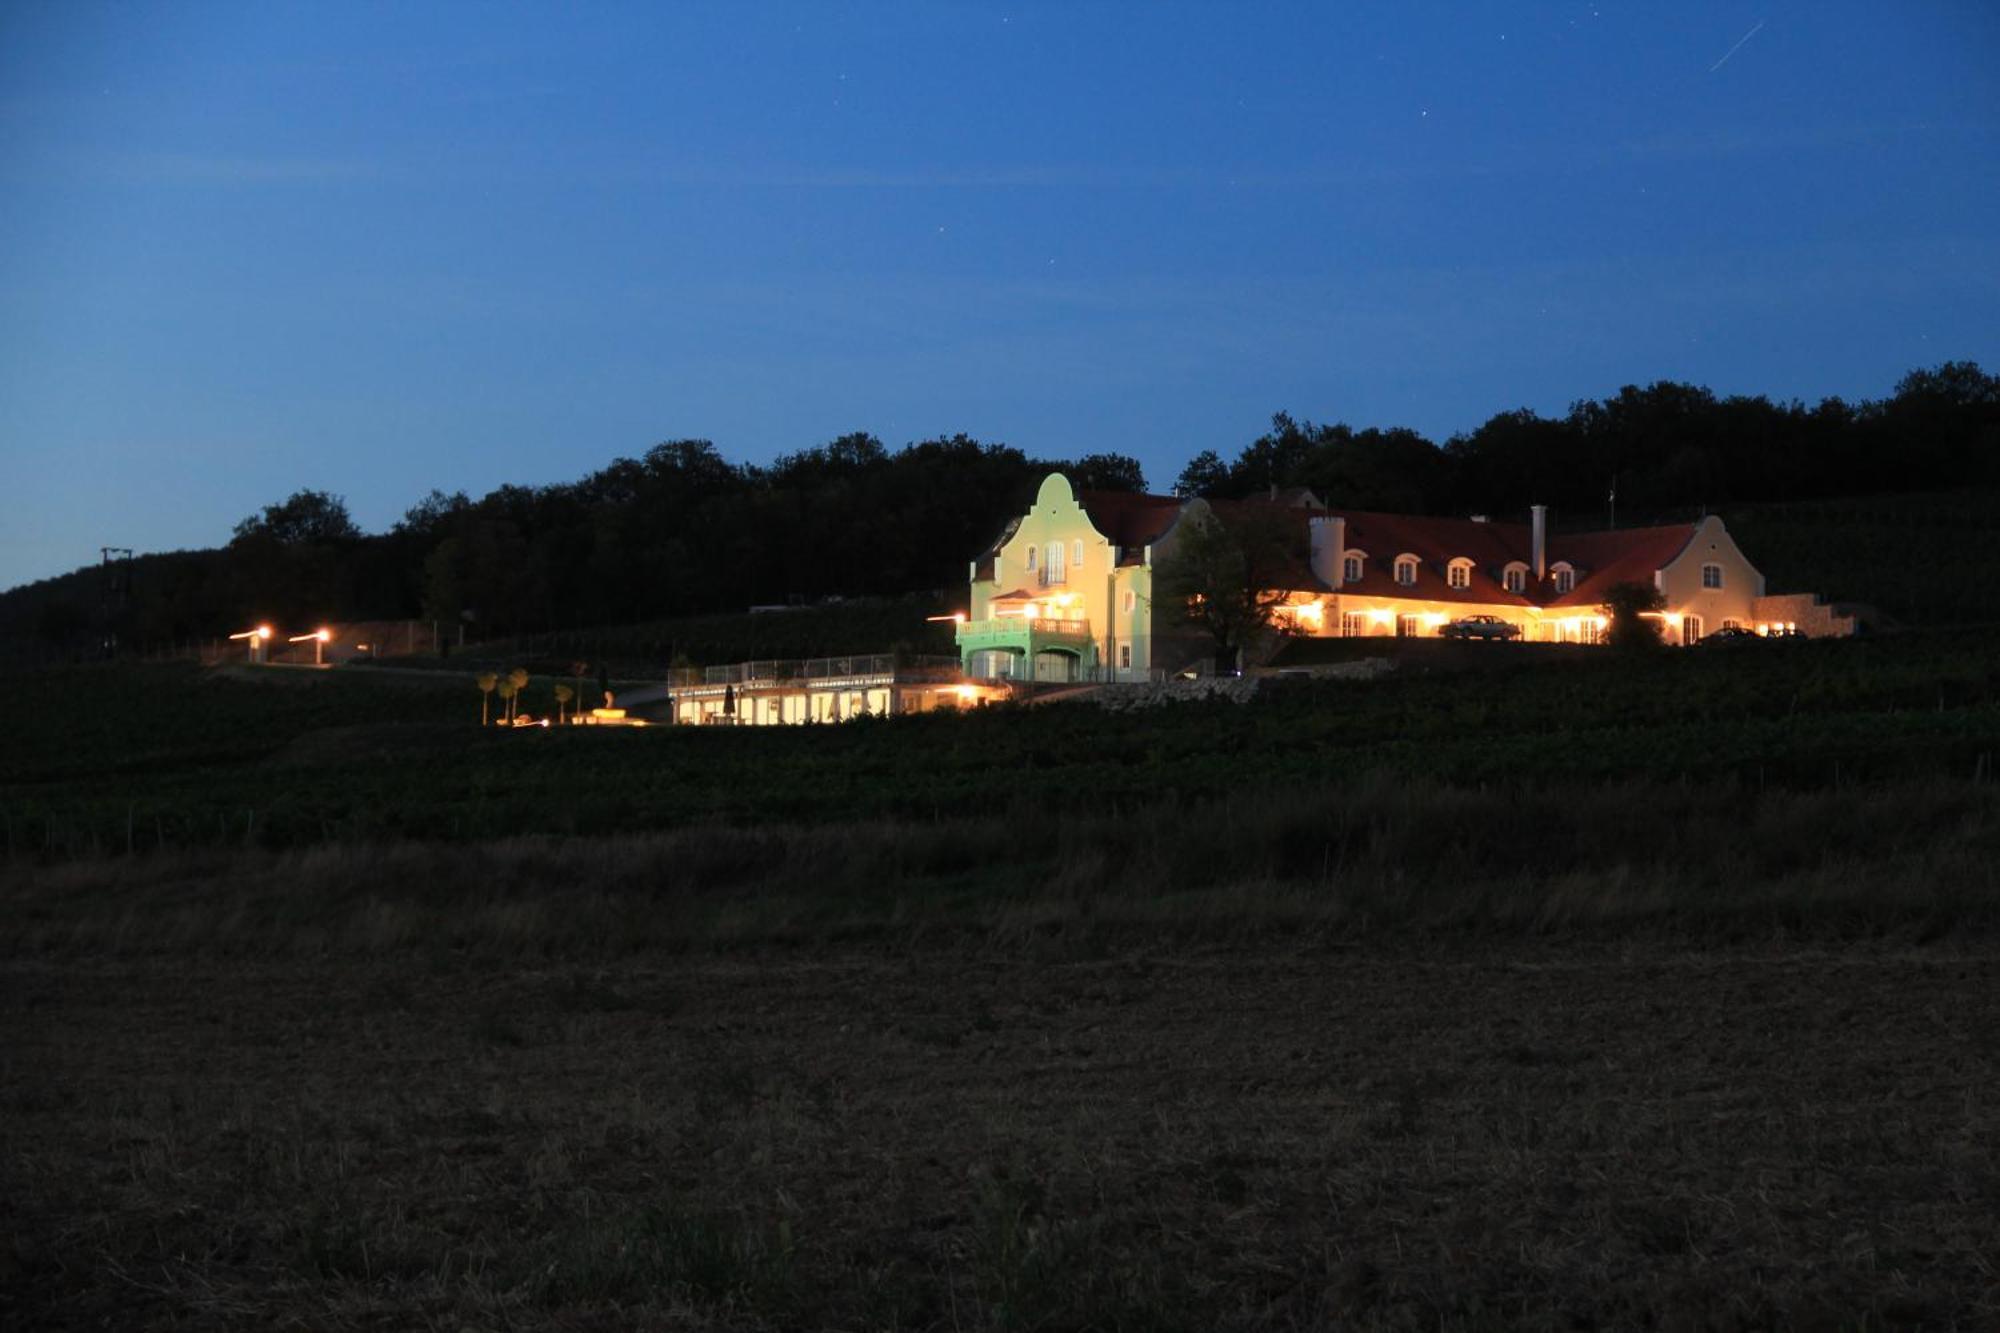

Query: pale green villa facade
[958,473,1189,682]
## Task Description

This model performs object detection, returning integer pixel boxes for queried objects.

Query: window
[1394,556,1419,587]
[1683,615,1703,646]
[1503,563,1528,594]
[1397,613,1424,638]
[1045,542,1065,585]
[1118,644,1131,668]
[1702,563,1723,589]
[1340,611,1369,637]
[1343,554,1363,583]
[1552,563,1575,594]
[1025,547,1036,571]
[1447,559,1471,590]
[1120,589,1136,614]
[1072,539,1083,570]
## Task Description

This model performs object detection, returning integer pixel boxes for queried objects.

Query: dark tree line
[2,436,1148,653]
[1176,363,2000,521]
[4,362,1995,656]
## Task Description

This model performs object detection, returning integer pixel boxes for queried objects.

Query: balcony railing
[956,617,1093,639]
[666,653,962,688]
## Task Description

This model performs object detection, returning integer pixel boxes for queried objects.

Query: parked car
[1439,614,1521,641]
[1698,625,1761,647]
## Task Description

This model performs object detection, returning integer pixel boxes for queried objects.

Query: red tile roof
[1078,489,1184,553]
[1541,524,1696,607]
[989,479,1700,610]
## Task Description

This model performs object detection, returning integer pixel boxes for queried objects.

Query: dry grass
[4,942,1997,1329]
[5,777,1997,958]
[5,779,1998,1327]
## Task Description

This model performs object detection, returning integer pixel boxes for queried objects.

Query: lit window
[1504,565,1527,594]
[1553,564,1575,594]
[1447,559,1471,590]
[1702,563,1723,589]
[1118,644,1131,668]
[1026,547,1036,571]
[1340,611,1368,637]
[1395,557,1418,587]
[1343,554,1362,582]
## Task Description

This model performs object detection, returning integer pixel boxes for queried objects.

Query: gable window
[1394,556,1419,587]
[1046,542,1066,585]
[1702,563,1723,589]
[1072,539,1084,570]
[1552,562,1575,594]
[1343,554,1363,583]
[1503,562,1528,594]
[1120,589,1136,614]
[1447,558,1472,590]
[1025,547,1036,571]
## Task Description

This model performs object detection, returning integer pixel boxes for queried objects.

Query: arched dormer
[1343,549,1367,583]
[1501,560,1530,594]
[1446,557,1474,590]
[1550,560,1576,595]
[1393,553,1421,588]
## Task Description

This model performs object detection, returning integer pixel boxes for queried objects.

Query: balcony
[955,617,1096,679]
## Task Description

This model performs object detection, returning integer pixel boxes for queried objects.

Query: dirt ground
[4,941,1998,1329]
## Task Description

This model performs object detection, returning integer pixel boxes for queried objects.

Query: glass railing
[666,653,961,687]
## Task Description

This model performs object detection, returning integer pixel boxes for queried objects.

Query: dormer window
[1343,552,1364,583]
[1502,562,1529,594]
[1702,563,1723,589]
[1447,558,1473,590]
[1551,561,1575,594]
[1394,555,1419,587]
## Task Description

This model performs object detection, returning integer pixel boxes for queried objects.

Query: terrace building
[958,473,1854,681]
[664,652,1006,726]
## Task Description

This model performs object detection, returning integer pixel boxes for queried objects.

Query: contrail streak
[1709,20,1765,73]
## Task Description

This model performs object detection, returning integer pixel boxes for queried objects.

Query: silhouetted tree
[1600,581,1667,652]
[1068,453,1147,492]
[1174,450,1229,497]
[1151,503,1305,672]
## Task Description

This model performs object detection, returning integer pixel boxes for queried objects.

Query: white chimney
[1530,504,1547,580]
[1310,514,1347,589]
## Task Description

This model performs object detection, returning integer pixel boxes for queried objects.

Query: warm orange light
[1368,607,1394,624]
[257,625,272,639]
[1422,612,1447,627]
[317,628,331,642]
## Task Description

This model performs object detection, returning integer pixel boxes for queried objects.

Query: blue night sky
[2,2,1996,591]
